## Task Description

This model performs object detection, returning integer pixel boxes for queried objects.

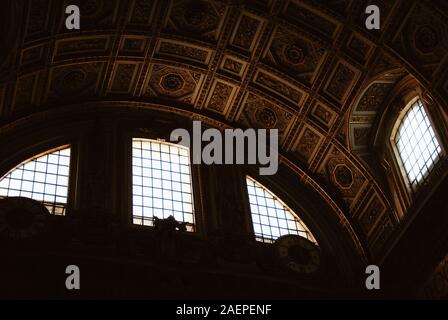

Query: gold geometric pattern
[1,0,447,256]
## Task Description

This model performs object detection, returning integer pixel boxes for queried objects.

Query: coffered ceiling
[1,0,448,257]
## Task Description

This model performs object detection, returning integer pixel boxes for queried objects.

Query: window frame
[242,172,318,245]
[371,80,448,220]
[390,96,445,195]
[0,140,79,217]
[124,130,204,236]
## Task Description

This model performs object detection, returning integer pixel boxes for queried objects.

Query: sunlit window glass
[0,146,71,215]
[132,138,195,231]
[246,176,316,244]
[394,100,442,189]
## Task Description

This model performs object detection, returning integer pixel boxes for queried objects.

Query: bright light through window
[132,138,195,231]
[0,146,71,215]
[394,99,442,189]
[246,176,316,244]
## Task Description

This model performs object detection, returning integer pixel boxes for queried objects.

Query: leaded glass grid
[0,147,71,215]
[132,138,195,231]
[394,99,442,190]
[246,176,316,244]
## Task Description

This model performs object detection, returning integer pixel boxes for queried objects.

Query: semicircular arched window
[392,99,443,191]
[246,176,316,244]
[131,138,195,231]
[0,146,71,215]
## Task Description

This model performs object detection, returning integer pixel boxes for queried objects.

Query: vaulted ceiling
[1,0,448,259]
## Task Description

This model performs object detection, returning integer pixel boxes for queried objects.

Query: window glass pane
[0,146,71,215]
[132,138,195,231]
[246,176,316,244]
[394,100,442,189]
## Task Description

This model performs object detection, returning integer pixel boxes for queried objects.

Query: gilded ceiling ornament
[160,73,185,92]
[255,108,277,128]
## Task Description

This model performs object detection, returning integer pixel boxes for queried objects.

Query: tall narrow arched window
[132,138,195,231]
[0,146,71,215]
[246,176,316,244]
[392,99,443,191]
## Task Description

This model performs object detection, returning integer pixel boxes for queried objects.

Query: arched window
[132,138,195,231]
[0,146,71,215]
[246,176,316,244]
[392,99,442,191]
